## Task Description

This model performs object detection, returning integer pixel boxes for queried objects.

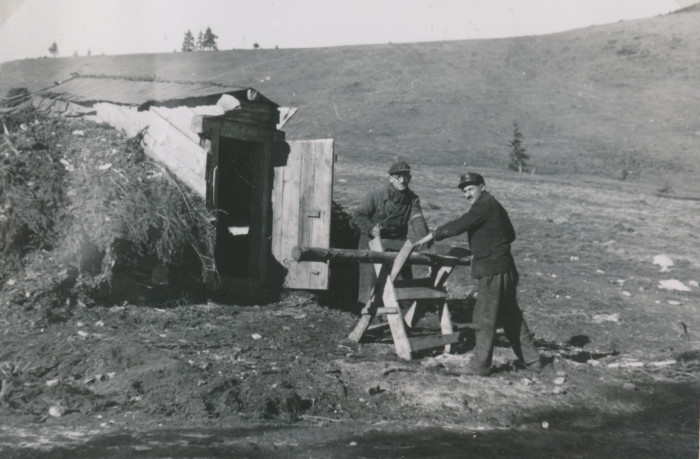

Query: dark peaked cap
[458,172,485,189]
[388,160,411,175]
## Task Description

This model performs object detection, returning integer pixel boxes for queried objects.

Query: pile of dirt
[0,107,216,318]
[1,293,697,457]
[0,294,363,423]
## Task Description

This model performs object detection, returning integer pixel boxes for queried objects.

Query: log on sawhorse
[292,245,471,266]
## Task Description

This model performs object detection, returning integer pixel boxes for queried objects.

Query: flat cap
[458,172,485,189]
[388,160,411,175]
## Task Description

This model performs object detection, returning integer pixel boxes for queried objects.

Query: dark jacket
[354,184,429,304]
[433,191,517,279]
[354,184,429,241]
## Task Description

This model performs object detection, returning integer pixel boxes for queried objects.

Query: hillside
[1,9,699,195]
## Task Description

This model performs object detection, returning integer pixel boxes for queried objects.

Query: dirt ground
[1,160,699,458]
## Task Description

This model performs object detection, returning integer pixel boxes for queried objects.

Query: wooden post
[369,237,412,360]
[256,140,274,286]
[209,130,220,209]
[440,302,454,354]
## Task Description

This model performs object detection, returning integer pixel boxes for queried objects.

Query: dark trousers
[472,271,539,371]
[357,235,412,305]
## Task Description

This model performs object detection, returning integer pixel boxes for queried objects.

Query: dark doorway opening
[215,137,263,278]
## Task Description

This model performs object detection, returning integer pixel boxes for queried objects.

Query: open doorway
[215,137,263,277]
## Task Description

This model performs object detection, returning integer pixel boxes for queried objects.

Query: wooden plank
[394,286,447,301]
[390,240,414,280]
[248,143,265,283]
[145,141,206,196]
[271,153,286,263]
[296,141,316,288]
[277,107,298,129]
[348,315,372,342]
[403,301,420,328]
[359,294,377,315]
[99,106,208,192]
[393,278,434,288]
[348,263,388,342]
[152,106,202,144]
[433,265,455,288]
[367,322,390,332]
[296,140,333,289]
[433,263,456,353]
[273,140,333,290]
[145,112,169,143]
[159,136,205,177]
[200,138,213,204]
[440,302,455,354]
[278,141,301,287]
[310,139,333,289]
[225,109,278,127]
[234,101,278,115]
[191,114,205,135]
[405,258,458,328]
[257,142,274,285]
[174,142,206,177]
[95,103,144,137]
[203,117,275,142]
[210,130,220,209]
[370,237,412,361]
[409,333,462,352]
[375,307,399,314]
[136,120,208,197]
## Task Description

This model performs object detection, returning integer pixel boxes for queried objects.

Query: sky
[0,0,695,63]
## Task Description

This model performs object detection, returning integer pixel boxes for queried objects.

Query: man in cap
[354,159,430,307]
[414,172,543,376]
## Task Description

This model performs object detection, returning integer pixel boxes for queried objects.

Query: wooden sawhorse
[348,238,466,360]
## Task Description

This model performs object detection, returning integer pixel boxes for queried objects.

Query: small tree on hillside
[196,31,204,51]
[182,30,195,52]
[201,27,218,51]
[508,122,530,173]
[48,42,59,57]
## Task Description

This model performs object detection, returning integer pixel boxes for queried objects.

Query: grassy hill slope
[1,9,698,194]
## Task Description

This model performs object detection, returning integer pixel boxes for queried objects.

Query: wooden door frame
[203,121,280,287]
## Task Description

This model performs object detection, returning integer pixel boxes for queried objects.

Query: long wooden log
[291,246,471,266]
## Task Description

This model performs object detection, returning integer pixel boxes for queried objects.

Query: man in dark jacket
[354,160,430,305]
[414,172,542,376]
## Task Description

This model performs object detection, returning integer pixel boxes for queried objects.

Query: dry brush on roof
[0,107,217,316]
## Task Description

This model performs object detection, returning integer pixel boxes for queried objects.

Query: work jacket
[354,184,429,241]
[433,191,517,279]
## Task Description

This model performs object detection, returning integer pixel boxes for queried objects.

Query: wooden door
[271,139,334,289]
